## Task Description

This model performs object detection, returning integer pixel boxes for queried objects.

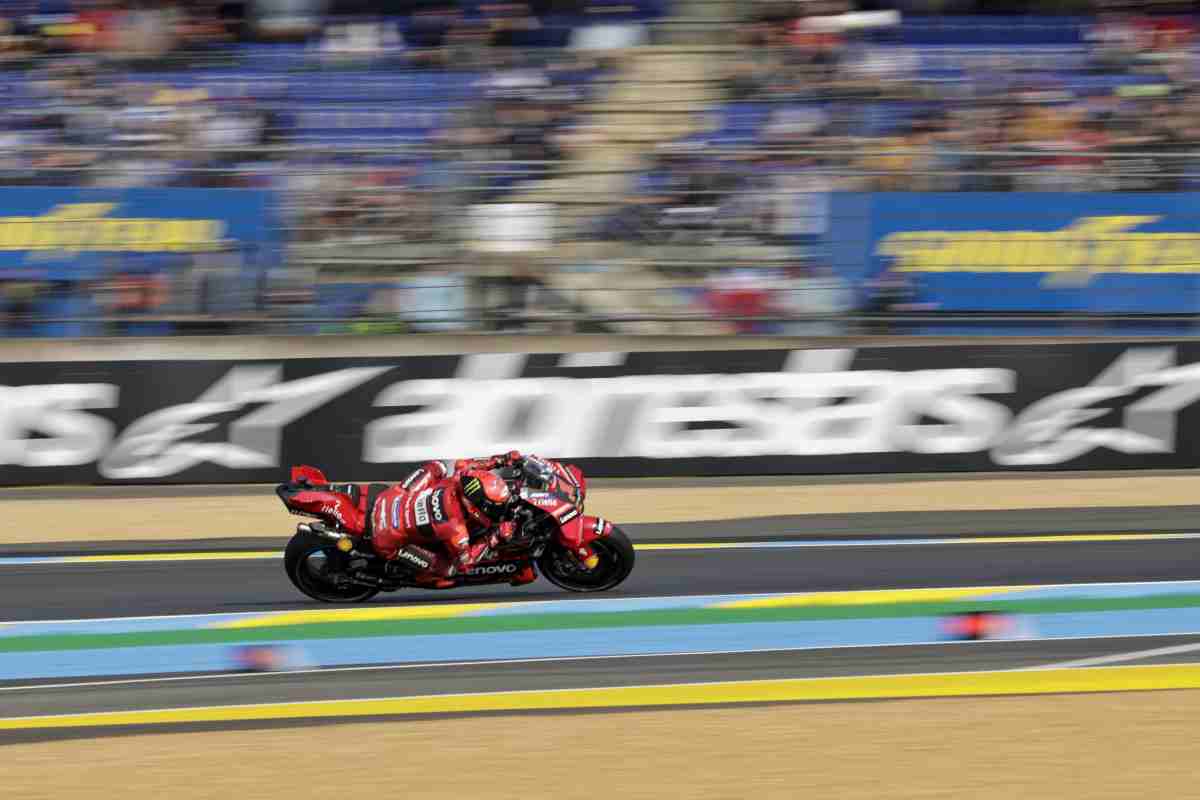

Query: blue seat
[292,129,432,145]
[901,15,1086,46]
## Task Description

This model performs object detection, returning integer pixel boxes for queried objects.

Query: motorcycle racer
[372,461,529,589]
[285,452,535,589]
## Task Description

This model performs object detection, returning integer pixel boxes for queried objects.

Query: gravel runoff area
[4,691,1197,799]
[1,473,1198,544]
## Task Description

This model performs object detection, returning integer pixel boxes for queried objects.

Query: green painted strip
[5,593,1200,654]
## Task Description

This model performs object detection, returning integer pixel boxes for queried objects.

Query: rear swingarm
[296,524,404,591]
[342,569,404,592]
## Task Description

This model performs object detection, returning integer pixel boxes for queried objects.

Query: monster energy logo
[465,477,482,496]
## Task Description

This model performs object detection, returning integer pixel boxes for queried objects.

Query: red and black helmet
[458,469,512,525]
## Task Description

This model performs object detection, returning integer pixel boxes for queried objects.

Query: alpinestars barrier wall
[0,342,1197,485]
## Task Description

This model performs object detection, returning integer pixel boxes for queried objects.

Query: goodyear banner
[844,192,1200,312]
[0,188,278,281]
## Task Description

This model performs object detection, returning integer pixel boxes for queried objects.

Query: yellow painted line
[218,584,1028,629]
[62,552,280,564]
[214,603,503,629]
[635,542,748,551]
[917,533,1200,545]
[714,586,1028,610]
[3,664,1199,731]
[637,533,1200,550]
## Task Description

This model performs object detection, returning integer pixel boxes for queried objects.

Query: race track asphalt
[3,508,1200,621]
[3,504,1200,738]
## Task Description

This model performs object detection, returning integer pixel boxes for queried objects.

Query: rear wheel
[284,530,380,603]
[536,526,635,592]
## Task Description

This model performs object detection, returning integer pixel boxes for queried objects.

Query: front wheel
[284,530,380,603]
[537,526,635,592]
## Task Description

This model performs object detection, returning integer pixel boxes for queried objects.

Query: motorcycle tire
[284,530,380,604]
[536,526,636,593]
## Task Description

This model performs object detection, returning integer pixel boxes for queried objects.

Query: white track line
[1028,641,1200,670]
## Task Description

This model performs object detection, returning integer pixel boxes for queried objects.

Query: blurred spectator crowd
[0,0,1195,336]
[599,1,1200,256]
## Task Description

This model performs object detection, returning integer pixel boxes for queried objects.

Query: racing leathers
[375,454,537,587]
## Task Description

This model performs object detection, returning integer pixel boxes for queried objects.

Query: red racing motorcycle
[276,457,635,603]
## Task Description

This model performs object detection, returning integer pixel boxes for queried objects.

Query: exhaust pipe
[298,522,345,542]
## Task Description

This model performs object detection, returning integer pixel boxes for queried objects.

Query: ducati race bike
[276,457,635,603]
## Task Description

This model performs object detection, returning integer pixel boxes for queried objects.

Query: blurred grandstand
[0,0,1195,336]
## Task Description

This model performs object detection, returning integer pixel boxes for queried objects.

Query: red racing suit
[369,457,525,579]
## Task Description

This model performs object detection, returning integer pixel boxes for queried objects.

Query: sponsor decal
[400,468,423,490]
[430,489,446,523]
[466,563,518,576]
[396,548,431,570]
[413,489,432,528]
[525,492,560,509]
[320,503,346,525]
[558,508,579,524]
[390,497,401,529]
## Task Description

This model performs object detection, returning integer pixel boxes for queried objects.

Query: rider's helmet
[458,469,512,526]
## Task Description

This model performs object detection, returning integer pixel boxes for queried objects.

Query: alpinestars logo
[99,365,387,479]
[990,347,1200,465]
[6,345,1200,479]
[361,347,1200,466]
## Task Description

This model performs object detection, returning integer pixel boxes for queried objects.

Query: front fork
[557,514,613,570]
